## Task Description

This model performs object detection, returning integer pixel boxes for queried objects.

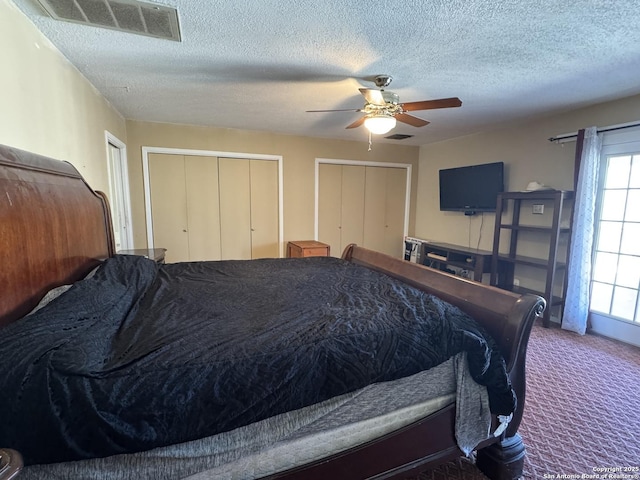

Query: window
[590,132,640,325]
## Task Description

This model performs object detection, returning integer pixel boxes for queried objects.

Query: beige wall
[416,94,640,252]
[0,0,126,193]
[6,0,640,258]
[125,121,420,251]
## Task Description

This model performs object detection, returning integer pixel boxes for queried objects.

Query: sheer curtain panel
[562,127,601,334]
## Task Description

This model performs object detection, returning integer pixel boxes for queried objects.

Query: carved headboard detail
[0,144,114,327]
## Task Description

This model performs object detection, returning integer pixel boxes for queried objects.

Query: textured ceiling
[11,0,640,146]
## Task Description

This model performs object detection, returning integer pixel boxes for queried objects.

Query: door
[340,165,366,254]
[318,164,343,256]
[219,158,252,260]
[318,164,365,257]
[106,137,133,251]
[146,151,281,262]
[249,159,279,258]
[149,154,222,263]
[148,153,190,263]
[185,156,221,261]
[318,162,407,258]
[383,167,407,258]
[363,166,388,253]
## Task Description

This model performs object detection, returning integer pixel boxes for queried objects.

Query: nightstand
[287,240,330,258]
[117,248,167,264]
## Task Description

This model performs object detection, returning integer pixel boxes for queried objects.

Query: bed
[0,144,544,480]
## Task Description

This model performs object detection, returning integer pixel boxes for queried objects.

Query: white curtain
[562,127,602,334]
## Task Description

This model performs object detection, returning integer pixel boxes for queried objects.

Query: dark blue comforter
[0,255,514,465]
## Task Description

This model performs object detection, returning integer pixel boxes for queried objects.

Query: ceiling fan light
[364,115,396,134]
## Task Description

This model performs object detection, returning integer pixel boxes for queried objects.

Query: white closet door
[383,167,407,258]
[339,165,366,254]
[249,159,279,259]
[149,155,280,262]
[363,166,407,257]
[319,163,408,260]
[185,156,221,261]
[219,158,252,260]
[318,164,343,257]
[363,166,388,254]
[148,153,190,263]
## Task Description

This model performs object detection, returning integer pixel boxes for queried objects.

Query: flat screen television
[439,161,504,214]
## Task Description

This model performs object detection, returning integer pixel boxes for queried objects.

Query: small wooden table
[286,240,330,258]
[117,248,167,264]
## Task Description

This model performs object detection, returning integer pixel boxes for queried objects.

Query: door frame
[314,158,412,246]
[142,146,284,257]
[104,131,133,250]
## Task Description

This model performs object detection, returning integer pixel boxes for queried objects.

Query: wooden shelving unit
[490,190,574,327]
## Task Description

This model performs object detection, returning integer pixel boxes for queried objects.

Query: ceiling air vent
[385,134,414,140]
[36,0,181,42]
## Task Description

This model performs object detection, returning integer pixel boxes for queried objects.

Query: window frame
[589,127,640,346]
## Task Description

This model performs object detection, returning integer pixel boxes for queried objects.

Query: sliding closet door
[249,159,279,258]
[149,155,280,262]
[318,164,343,256]
[340,165,366,253]
[148,153,190,263]
[363,166,388,254]
[185,156,221,261]
[219,158,252,260]
[383,167,407,258]
[363,165,407,257]
[149,154,222,263]
[319,162,407,259]
[318,164,366,257]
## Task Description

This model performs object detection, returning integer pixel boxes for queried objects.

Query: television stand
[420,241,501,284]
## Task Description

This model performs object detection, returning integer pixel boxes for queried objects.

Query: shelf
[491,190,574,327]
[499,190,575,201]
[420,241,495,283]
[425,258,474,270]
[498,224,571,233]
[496,254,566,269]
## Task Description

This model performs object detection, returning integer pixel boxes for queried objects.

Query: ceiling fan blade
[359,88,386,106]
[401,97,462,111]
[396,113,430,127]
[345,117,366,129]
[306,108,362,113]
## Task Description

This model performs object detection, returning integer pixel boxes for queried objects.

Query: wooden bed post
[476,433,526,480]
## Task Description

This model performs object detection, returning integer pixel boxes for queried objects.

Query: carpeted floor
[412,321,640,479]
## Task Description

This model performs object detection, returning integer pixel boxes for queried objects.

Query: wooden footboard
[264,245,544,480]
[342,244,544,378]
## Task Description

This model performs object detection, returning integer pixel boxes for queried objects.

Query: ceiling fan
[307,75,462,135]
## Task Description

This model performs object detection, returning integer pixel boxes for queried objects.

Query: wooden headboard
[0,144,115,327]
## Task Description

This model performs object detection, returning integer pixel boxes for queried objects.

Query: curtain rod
[548,120,640,143]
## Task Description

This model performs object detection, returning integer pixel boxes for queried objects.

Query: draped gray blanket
[0,255,513,465]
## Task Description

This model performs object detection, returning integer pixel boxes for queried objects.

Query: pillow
[26,264,102,316]
[27,284,73,316]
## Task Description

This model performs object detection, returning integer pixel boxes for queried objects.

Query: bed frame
[0,144,544,480]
